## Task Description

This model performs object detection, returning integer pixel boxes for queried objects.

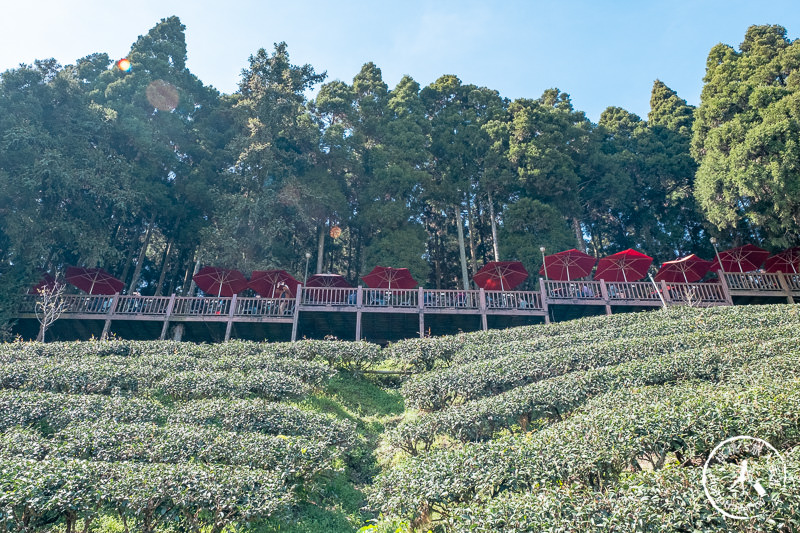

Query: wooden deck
[15,272,799,342]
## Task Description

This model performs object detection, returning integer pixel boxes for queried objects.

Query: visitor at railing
[277,283,291,314]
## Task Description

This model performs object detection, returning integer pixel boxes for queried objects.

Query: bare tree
[35,282,67,342]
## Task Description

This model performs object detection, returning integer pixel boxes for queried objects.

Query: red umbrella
[249,269,301,297]
[362,266,418,289]
[306,273,352,288]
[28,271,57,294]
[192,266,249,297]
[765,247,800,274]
[711,244,769,273]
[655,254,713,284]
[473,261,529,291]
[538,249,595,281]
[594,249,653,283]
[65,267,125,295]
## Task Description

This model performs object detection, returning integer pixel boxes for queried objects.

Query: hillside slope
[0,305,798,532]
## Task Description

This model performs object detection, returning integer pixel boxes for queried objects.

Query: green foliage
[445,449,800,532]
[372,374,800,522]
[692,24,800,246]
[0,338,375,532]
[391,336,799,451]
[368,305,800,530]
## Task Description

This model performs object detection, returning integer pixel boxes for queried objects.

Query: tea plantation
[1,305,799,532]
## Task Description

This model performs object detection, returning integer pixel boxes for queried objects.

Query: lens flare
[116,58,132,72]
[146,80,180,111]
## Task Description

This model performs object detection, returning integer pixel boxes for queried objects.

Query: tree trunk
[316,225,325,274]
[154,237,173,296]
[128,216,156,294]
[455,204,470,291]
[572,218,585,252]
[185,257,200,296]
[488,190,500,261]
[466,193,478,277]
[118,239,138,292]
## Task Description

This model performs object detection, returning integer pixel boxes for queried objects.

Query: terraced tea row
[386,305,800,371]
[0,391,356,448]
[373,366,800,521]
[444,448,800,532]
[391,335,800,451]
[402,326,790,410]
[0,456,292,533]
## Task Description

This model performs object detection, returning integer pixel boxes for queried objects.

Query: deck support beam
[224,294,237,341]
[777,271,795,304]
[355,286,363,341]
[418,287,425,338]
[291,285,302,342]
[159,294,176,340]
[479,288,488,331]
[101,294,120,340]
[599,280,612,315]
[717,270,734,305]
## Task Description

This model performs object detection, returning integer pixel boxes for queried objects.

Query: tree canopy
[1,19,797,317]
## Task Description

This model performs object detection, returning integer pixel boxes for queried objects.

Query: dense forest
[1,18,798,314]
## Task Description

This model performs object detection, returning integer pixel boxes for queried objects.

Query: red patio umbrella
[655,254,713,284]
[362,266,418,290]
[538,249,596,281]
[711,244,769,273]
[764,247,800,274]
[473,261,529,291]
[306,273,352,288]
[594,249,653,283]
[28,271,57,294]
[249,269,301,297]
[65,267,125,295]
[192,266,249,297]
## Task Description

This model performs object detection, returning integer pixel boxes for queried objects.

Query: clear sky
[2,1,798,122]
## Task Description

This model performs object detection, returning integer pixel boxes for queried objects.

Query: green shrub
[372,373,800,522]
[391,335,800,451]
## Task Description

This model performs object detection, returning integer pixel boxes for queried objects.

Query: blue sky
[2,1,798,121]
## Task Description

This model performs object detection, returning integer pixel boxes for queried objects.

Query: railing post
[659,280,672,306]
[101,293,121,340]
[540,278,550,324]
[159,294,176,340]
[418,287,425,338]
[224,294,237,341]
[479,288,488,331]
[291,284,302,342]
[599,279,612,315]
[717,270,733,305]
[355,286,363,341]
[776,271,795,304]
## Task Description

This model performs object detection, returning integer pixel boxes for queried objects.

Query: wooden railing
[234,296,295,317]
[607,281,662,302]
[666,282,727,305]
[485,290,543,310]
[362,288,418,308]
[115,295,171,315]
[16,272,797,335]
[722,272,784,293]
[171,297,231,316]
[301,287,356,306]
[544,280,603,301]
[421,289,480,309]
